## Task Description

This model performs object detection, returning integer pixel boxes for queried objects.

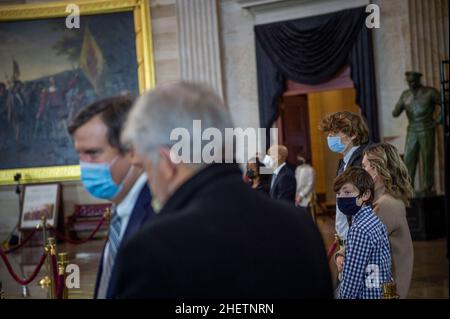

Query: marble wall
[372,0,412,151]
[219,0,259,130]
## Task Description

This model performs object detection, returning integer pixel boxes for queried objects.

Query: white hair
[121,81,235,167]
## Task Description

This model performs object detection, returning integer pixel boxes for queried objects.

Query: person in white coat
[294,155,315,210]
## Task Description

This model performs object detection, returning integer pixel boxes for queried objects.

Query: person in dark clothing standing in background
[266,144,297,204]
[246,157,270,195]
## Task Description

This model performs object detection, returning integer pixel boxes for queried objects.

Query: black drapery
[255,7,380,145]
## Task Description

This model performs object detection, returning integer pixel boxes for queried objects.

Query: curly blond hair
[364,143,414,206]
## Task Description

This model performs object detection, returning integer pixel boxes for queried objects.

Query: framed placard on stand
[19,184,61,230]
[18,183,61,246]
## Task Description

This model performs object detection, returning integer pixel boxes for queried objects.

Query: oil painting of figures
[0,11,139,169]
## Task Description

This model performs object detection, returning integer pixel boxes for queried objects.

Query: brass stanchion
[103,207,112,221]
[57,252,69,299]
[47,237,56,299]
[382,281,399,299]
[38,216,52,294]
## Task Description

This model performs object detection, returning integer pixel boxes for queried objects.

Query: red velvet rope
[51,217,106,245]
[0,248,48,285]
[51,253,59,292]
[56,273,65,299]
[327,241,338,262]
[3,228,41,254]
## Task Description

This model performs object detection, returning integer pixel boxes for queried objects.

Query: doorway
[275,69,360,207]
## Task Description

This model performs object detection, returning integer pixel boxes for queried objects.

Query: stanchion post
[38,216,52,295]
[47,237,56,298]
[382,281,399,299]
[103,207,112,221]
[57,252,69,299]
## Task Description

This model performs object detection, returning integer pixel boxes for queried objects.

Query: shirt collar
[343,145,359,167]
[274,162,286,175]
[352,205,372,223]
[116,173,148,218]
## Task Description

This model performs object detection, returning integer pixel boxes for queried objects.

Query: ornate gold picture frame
[0,0,155,186]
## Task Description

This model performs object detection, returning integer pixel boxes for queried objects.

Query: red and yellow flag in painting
[79,26,104,94]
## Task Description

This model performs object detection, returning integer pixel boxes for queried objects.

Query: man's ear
[159,147,177,179]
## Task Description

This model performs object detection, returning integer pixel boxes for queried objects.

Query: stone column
[408,0,449,193]
[409,0,449,88]
[176,0,224,98]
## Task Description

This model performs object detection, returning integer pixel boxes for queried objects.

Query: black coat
[269,164,297,203]
[335,142,372,176]
[109,164,332,299]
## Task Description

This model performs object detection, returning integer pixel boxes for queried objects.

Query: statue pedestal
[406,196,446,240]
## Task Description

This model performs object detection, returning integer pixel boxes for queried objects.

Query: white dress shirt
[335,146,359,240]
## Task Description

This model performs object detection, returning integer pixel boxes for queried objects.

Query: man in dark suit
[109,82,333,299]
[267,145,297,204]
[68,96,155,299]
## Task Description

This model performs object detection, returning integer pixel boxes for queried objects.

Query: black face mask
[246,169,257,179]
[337,197,362,216]
[297,159,305,166]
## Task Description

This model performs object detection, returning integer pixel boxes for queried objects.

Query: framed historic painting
[0,0,155,185]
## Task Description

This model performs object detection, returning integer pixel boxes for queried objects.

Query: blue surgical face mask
[80,157,130,200]
[327,136,346,153]
[337,196,362,216]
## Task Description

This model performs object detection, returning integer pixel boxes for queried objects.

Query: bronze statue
[393,71,441,196]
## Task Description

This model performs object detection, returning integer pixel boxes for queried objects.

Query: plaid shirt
[338,205,392,299]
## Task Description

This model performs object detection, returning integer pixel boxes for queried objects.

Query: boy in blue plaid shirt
[333,167,392,299]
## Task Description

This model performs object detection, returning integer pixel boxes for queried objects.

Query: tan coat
[373,185,414,299]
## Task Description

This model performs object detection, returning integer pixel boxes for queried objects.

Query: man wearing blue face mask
[333,167,391,299]
[68,96,155,299]
[319,112,371,242]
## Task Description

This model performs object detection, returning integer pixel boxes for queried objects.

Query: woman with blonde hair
[362,142,414,298]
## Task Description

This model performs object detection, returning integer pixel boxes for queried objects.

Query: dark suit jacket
[93,182,154,299]
[335,142,372,176]
[269,164,297,203]
[110,163,333,299]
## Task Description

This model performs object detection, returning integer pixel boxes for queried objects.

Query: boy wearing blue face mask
[333,167,391,299]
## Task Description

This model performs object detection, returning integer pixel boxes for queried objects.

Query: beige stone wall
[372,0,412,152]
[150,0,180,84]
[219,0,259,130]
